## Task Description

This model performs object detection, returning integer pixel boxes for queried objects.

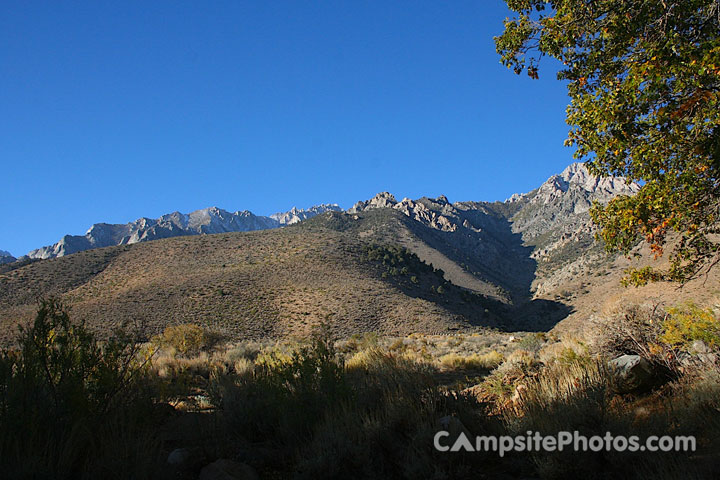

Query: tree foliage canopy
[496,0,720,285]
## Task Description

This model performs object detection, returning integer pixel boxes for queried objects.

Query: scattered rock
[692,340,711,354]
[609,355,656,394]
[698,352,718,365]
[678,342,717,369]
[199,459,259,480]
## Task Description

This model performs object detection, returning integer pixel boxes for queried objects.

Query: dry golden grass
[6,297,720,479]
[438,350,504,370]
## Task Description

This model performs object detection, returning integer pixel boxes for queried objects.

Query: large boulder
[198,459,259,480]
[609,355,656,394]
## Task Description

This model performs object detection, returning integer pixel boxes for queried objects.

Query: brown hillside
[0,222,505,345]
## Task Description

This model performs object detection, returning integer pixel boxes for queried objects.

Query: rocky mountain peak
[270,203,342,225]
[540,162,640,200]
[337,164,643,302]
[349,192,461,232]
[506,193,524,203]
[348,192,398,213]
[559,162,591,182]
[0,250,15,264]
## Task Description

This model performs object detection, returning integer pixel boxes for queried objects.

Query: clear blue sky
[1,1,573,257]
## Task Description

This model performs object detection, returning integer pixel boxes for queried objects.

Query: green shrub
[0,299,162,478]
[154,323,207,356]
[517,332,546,353]
[661,303,720,349]
[363,243,438,281]
[553,346,593,367]
[213,324,350,447]
[592,303,719,374]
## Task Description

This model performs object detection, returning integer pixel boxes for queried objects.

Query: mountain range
[11,163,635,263]
[23,204,342,260]
[3,163,715,344]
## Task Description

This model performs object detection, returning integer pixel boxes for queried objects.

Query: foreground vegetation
[2,300,720,479]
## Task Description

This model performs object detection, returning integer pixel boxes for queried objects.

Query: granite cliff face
[349,193,460,232]
[508,162,639,238]
[505,163,639,295]
[348,164,638,236]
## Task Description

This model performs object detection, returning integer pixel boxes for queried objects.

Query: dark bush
[0,299,163,479]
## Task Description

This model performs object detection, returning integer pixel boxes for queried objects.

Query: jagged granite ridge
[21,163,636,273]
[270,204,342,225]
[345,163,640,297]
[26,204,341,260]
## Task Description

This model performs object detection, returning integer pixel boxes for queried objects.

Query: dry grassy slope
[302,207,534,301]
[545,241,720,338]
[3,205,715,345]
[0,221,506,345]
[300,209,720,336]
[299,208,508,299]
[295,209,573,331]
